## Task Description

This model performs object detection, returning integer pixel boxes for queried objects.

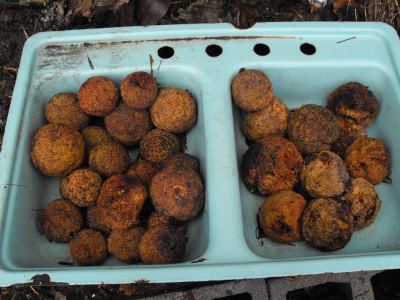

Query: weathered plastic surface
[0,22,399,286]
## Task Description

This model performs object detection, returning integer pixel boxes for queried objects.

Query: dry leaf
[119,284,136,296]
[60,0,133,26]
[333,0,352,13]
[232,2,254,29]
[21,25,29,39]
[74,0,94,19]
[177,0,204,22]
[112,0,129,10]
[149,54,154,75]
[54,292,67,300]
[117,0,137,26]
[137,0,171,25]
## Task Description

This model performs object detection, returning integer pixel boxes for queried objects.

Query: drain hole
[371,269,400,299]
[286,282,352,300]
[214,292,252,300]
[206,44,223,57]
[158,46,174,59]
[254,43,270,56]
[300,43,316,55]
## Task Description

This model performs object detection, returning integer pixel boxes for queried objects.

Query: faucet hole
[254,43,270,56]
[158,46,174,59]
[300,43,316,55]
[206,44,223,57]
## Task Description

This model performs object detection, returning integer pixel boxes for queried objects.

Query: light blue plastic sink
[0,22,400,286]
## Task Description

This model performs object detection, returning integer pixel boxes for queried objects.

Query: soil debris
[137,0,171,25]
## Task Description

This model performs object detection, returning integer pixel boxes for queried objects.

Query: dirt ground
[0,281,220,299]
[0,0,399,298]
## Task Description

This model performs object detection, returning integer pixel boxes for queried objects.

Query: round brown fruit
[104,102,153,146]
[344,137,389,185]
[301,198,354,251]
[97,174,147,229]
[31,124,85,177]
[327,82,378,127]
[259,190,307,244]
[139,129,180,165]
[81,125,113,159]
[300,150,350,198]
[69,229,108,266]
[231,69,273,112]
[341,177,381,231]
[287,104,341,156]
[150,87,197,134]
[60,168,103,207]
[121,72,158,110]
[45,92,89,131]
[150,168,204,221]
[163,152,200,173]
[78,76,119,117]
[41,199,84,243]
[108,226,146,264]
[242,96,290,141]
[89,141,130,178]
[139,224,186,265]
[241,135,303,197]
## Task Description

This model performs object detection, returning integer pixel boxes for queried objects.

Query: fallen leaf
[203,0,221,23]
[112,0,130,10]
[54,292,67,300]
[74,0,94,19]
[117,0,137,26]
[333,0,352,13]
[119,284,136,296]
[96,0,117,8]
[231,1,254,29]
[177,0,205,22]
[137,0,171,25]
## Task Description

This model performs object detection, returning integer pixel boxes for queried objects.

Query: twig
[346,1,350,20]
[87,55,94,70]
[355,7,358,20]
[394,0,400,18]
[30,286,39,295]
[292,8,304,19]
[3,67,18,72]
[34,18,38,34]
[21,26,29,39]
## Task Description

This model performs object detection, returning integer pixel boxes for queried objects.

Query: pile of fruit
[232,69,388,251]
[32,72,204,266]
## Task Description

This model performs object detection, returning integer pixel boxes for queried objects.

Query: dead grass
[373,0,400,29]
